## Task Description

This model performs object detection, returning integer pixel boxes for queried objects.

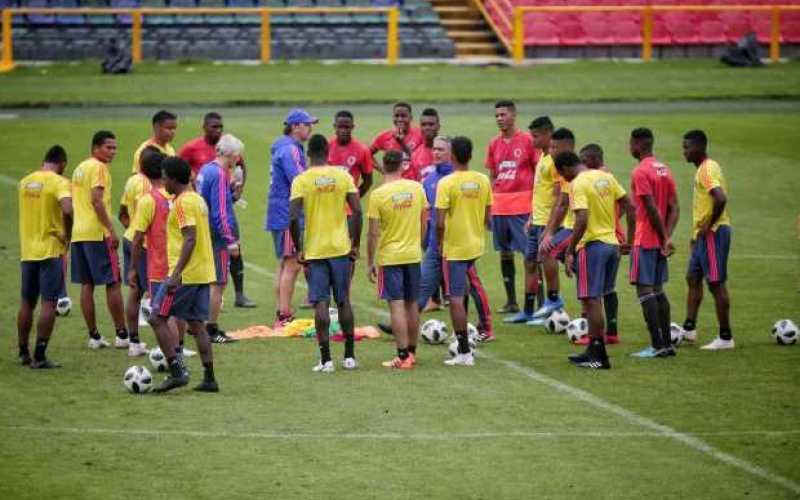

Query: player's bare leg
[312,300,333,372]
[29,299,60,369]
[105,283,128,347]
[190,319,218,392]
[150,315,187,393]
[405,300,420,359]
[277,256,301,325]
[568,297,610,369]
[17,299,35,364]
[682,273,704,342]
[124,284,146,354]
[445,295,474,366]
[337,299,356,368]
[383,300,412,368]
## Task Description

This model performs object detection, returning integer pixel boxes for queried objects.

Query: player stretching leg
[290,135,362,373]
[682,130,734,350]
[367,150,428,369]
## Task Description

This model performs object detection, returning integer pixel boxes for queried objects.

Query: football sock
[89,329,101,340]
[604,292,619,335]
[456,330,470,354]
[203,362,215,382]
[719,327,733,341]
[206,323,218,335]
[116,327,128,340]
[344,335,355,359]
[129,329,140,344]
[500,257,516,305]
[655,292,672,348]
[230,253,244,295]
[639,293,664,349]
[547,290,559,302]
[168,355,185,377]
[524,293,536,315]
[398,347,409,360]
[524,272,539,314]
[33,338,49,362]
[407,345,416,355]
[19,345,30,358]
[319,341,331,364]
[590,337,608,359]
[683,319,696,332]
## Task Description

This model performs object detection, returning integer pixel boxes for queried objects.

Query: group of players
[15,100,733,392]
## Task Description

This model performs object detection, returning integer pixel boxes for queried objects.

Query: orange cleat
[382,356,414,369]
[606,334,620,344]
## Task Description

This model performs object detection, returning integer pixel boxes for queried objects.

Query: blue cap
[284,108,319,126]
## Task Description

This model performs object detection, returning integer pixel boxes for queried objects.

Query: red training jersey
[411,144,436,182]
[178,137,216,177]
[371,126,424,181]
[327,137,374,186]
[145,188,170,282]
[631,156,676,249]
[599,164,627,244]
[484,129,539,215]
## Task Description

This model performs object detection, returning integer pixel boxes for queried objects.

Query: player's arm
[700,187,727,235]
[118,204,130,228]
[289,197,304,263]
[565,209,588,278]
[484,204,492,231]
[59,196,73,247]
[616,194,635,255]
[91,186,119,248]
[129,230,145,287]
[359,172,373,198]
[167,225,196,292]
[366,217,380,283]
[640,194,669,246]
[346,192,362,259]
[435,208,447,257]
[421,207,429,250]
[540,185,567,252]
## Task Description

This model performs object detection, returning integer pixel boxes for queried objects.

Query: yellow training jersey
[121,173,152,242]
[167,190,215,285]
[71,157,112,242]
[692,158,731,239]
[531,153,558,226]
[558,175,575,230]
[435,170,493,261]
[570,169,626,249]
[18,170,72,261]
[367,179,427,266]
[290,166,358,260]
[132,139,175,173]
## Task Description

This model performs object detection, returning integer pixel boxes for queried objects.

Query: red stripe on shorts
[706,232,718,282]
[579,249,589,297]
[106,237,120,282]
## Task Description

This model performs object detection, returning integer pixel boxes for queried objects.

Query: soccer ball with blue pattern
[772,319,798,345]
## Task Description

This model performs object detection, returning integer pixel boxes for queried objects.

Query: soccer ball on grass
[56,297,72,317]
[420,319,449,344]
[771,319,798,345]
[123,366,152,394]
[148,347,168,372]
[669,323,685,346]
[546,309,570,334]
[566,318,588,343]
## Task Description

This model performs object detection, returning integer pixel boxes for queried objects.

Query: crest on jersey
[347,156,357,166]
[513,148,523,158]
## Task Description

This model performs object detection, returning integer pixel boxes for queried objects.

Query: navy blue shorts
[151,282,210,322]
[122,238,148,292]
[71,239,120,285]
[492,214,529,253]
[575,242,619,299]
[308,255,352,304]
[688,225,731,284]
[443,259,475,298]
[21,257,64,303]
[629,246,668,286]
[525,224,545,262]
[378,263,421,302]
[212,243,229,285]
[271,229,297,260]
[549,228,573,262]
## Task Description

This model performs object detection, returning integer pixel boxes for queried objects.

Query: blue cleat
[504,311,536,324]
[531,297,565,319]
[526,317,547,326]
[631,347,671,358]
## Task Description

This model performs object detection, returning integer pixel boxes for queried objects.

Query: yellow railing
[482,3,800,64]
[0,6,399,72]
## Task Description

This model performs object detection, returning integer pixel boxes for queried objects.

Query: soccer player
[555,152,633,370]
[628,128,680,358]
[179,112,255,308]
[149,157,218,393]
[267,108,317,328]
[70,130,128,349]
[118,146,162,357]
[410,108,441,182]
[197,134,243,344]
[367,150,428,369]
[370,102,424,180]
[327,110,374,199]
[131,110,177,173]
[436,136,493,367]
[681,129,734,350]
[289,134,361,373]
[17,145,73,368]
[485,100,538,314]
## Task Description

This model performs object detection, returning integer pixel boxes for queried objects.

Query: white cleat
[127,342,148,357]
[444,352,475,366]
[700,337,735,351]
[180,347,196,358]
[683,329,697,344]
[87,337,110,349]
[342,357,358,370]
[312,360,335,373]
[114,336,130,349]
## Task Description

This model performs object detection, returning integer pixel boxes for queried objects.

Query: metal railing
[0,6,399,72]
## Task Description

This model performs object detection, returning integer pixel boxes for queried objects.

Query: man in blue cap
[266,108,318,329]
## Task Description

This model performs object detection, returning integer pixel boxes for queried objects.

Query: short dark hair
[307,134,329,159]
[140,147,165,180]
[554,151,581,173]
[495,100,516,111]
[335,110,354,121]
[631,127,654,142]
[44,145,67,164]
[529,116,554,131]
[683,129,708,149]
[552,127,575,143]
[283,124,293,136]
[421,108,439,119]
[203,112,222,123]
[161,157,191,185]
[394,102,412,113]
[451,136,473,164]
[92,130,116,148]
[152,110,177,125]
[383,150,403,173]
[580,143,604,162]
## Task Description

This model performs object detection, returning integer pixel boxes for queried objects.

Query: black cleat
[30,359,60,369]
[496,303,520,314]
[234,294,257,308]
[210,332,238,344]
[19,355,32,366]
[661,347,677,357]
[152,373,190,393]
[193,379,219,392]
[377,323,394,336]
[568,352,611,370]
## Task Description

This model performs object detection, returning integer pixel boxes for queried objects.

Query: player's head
[202,112,223,144]
[451,136,473,168]
[43,145,68,174]
[580,143,604,170]
[307,134,329,165]
[334,110,354,144]
[494,100,516,132]
[682,129,708,164]
[529,116,554,150]
[553,151,582,182]
[383,150,404,174]
[629,127,654,160]
[91,130,117,163]
[432,135,452,165]
[393,102,413,131]
[140,146,165,181]
[152,110,178,144]
[284,108,318,142]
[216,133,245,167]
[161,157,191,194]
[420,108,440,142]
[550,127,575,157]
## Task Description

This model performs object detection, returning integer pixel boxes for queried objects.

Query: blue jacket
[197,160,237,247]
[422,162,453,250]
[266,135,306,231]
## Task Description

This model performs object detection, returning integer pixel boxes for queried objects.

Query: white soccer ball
[772,319,798,346]
[123,365,153,394]
[670,322,685,347]
[447,337,477,357]
[566,318,588,343]
[421,319,449,344]
[56,296,72,317]
[546,309,570,334]
[467,323,479,342]
[328,307,339,324]
[140,297,152,323]
[148,347,168,373]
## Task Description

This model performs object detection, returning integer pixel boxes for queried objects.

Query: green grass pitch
[0,61,799,499]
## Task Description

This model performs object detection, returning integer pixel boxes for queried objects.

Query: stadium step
[454,42,500,56]
[433,6,483,21]
[433,0,504,57]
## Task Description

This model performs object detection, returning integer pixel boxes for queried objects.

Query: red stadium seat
[559,21,587,45]
[613,20,642,44]
[698,20,728,43]
[583,20,615,45]
[723,17,753,42]
[750,15,775,43]
[524,20,560,45]
[666,19,700,44]
[782,21,800,43]
[578,11,609,26]
[607,11,641,26]
[651,21,672,45]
